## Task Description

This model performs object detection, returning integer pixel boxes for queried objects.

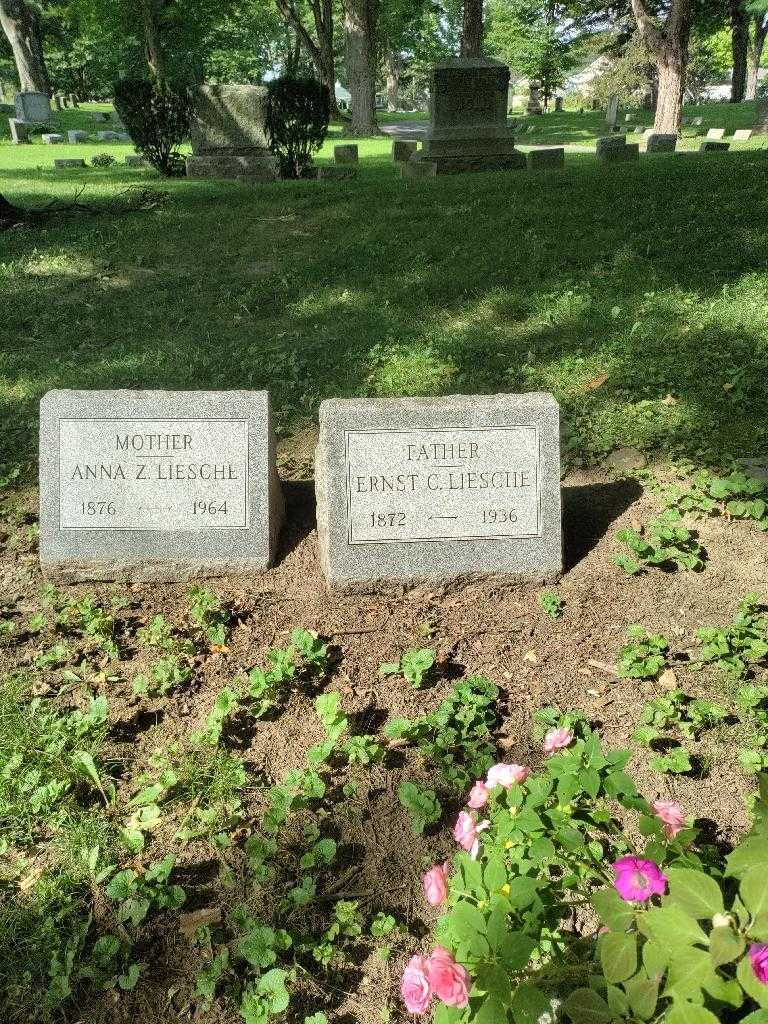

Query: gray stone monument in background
[605,94,619,131]
[186,85,278,181]
[39,389,284,582]
[527,82,543,115]
[315,393,562,588]
[15,90,51,123]
[755,100,768,135]
[404,59,525,176]
[9,118,30,143]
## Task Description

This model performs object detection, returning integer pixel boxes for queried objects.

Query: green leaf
[475,996,507,1023]
[666,1003,721,1024]
[600,932,637,983]
[510,982,552,1024]
[738,954,768,1008]
[742,866,768,918]
[667,868,724,918]
[740,1012,768,1024]
[562,988,612,1023]
[664,947,719,1001]
[726,837,768,879]
[639,905,708,948]
[709,925,745,967]
[623,972,658,1020]
[501,931,536,970]
[484,854,507,891]
[592,888,634,932]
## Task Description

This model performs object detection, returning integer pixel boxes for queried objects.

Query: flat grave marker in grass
[39,389,284,583]
[315,393,562,588]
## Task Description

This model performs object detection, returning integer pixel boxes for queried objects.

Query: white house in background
[335,81,351,111]
[700,67,767,100]
[563,54,612,95]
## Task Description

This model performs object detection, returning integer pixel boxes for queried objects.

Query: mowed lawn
[1,100,768,477]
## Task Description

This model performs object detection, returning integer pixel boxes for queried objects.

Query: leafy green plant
[397,781,442,834]
[386,675,499,791]
[133,653,192,696]
[634,689,727,744]
[695,594,768,679]
[91,152,116,167]
[105,854,185,926]
[616,625,670,679]
[188,586,230,646]
[614,509,705,574]
[649,746,693,774]
[248,629,329,717]
[666,469,768,531]
[265,76,330,179]
[380,648,436,688]
[113,77,191,176]
[538,591,565,619]
[191,688,239,746]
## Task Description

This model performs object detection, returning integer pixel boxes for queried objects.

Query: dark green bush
[113,78,191,177]
[265,77,330,179]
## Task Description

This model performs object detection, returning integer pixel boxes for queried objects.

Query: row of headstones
[8,121,131,144]
[39,389,562,589]
[627,122,754,142]
[332,141,567,175]
[52,94,80,110]
[597,133,740,160]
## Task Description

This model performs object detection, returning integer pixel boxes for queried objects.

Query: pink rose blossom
[423,862,450,907]
[612,856,668,902]
[652,799,686,839]
[453,811,489,860]
[486,763,530,788]
[467,780,489,808]
[428,946,470,1008]
[401,954,432,1014]
[750,944,768,985]
[543,727,574,756]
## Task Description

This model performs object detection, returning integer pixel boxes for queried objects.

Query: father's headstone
[41,133,64,144]
[392,139,418,162]
[315,393,562,588]
[39,389,283,582]
[334,144,358,164]
[186,84,278,181]
[405,58,525,175]
[15,90,51,123]
[700,140,729,152]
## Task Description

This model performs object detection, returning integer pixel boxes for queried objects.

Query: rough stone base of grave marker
[39,389,284,583]
[186,153,277,181]
[700,141,729,152]
[392,139,418,162]
[315,394,562,589]
[527,147,565,169]
[646,133,677,153]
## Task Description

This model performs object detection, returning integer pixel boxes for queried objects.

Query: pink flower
[423,862,450,907]
[652,799,686,839]
[427,946,470,1008]
[401,954,432,1014]
[612,857,668,902]
[486,763,530,788]
[453,811,489,860]
[543,727,574,756]
[750,944,768,984]
[467,780,489,808]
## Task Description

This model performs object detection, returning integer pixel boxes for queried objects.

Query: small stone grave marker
[706,128,726,140]
[39,389,284,582]
[596,136,638,162]
[315,393,562,588]
[646,133,677,153]
[700,140,729,152]
[68,130,89,143]
[392,139,418,162]
[9,118,30,143]
[733,129,752,141]
[527,147,564,169]
[125,154,145,167]
[334,144,359,164]
[55,158,87,169]
[42,133,64,144]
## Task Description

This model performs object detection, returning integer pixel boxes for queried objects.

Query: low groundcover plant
[401,724,768,1023]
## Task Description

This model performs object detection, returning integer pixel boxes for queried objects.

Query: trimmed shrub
[90,153,116,168]
[266,77,330,179]
[113,78,191,177]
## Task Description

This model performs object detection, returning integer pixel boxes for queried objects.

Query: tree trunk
[631,0,690,134]
[385,50,400,111]
[745,15,768,101]
[344,0,378,134]
[140,0,165,84]
[274,0,339,118]
[460,0,483,58]
[729,0,748,102]
[0,0,50,94]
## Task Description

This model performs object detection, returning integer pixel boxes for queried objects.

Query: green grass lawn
[1,100,767,481]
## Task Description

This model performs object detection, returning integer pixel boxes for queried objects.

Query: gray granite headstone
[391,139,418,162]
[596,136,638,162]
[186,84,278,181]
[68,130,89,143]
[315,393,562,588]
[9,118,30,143]
[605,94,619,127]
[527,147,565,169]
[39,389,283,582]
[646,132,677,153]
[42,133,64,144]
[15,90,51,122]
[334,144,359,164]
[54,158,87,169]
[700,140,729,152]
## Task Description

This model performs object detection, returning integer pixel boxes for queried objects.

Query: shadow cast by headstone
[562,478,643,571]
[275,479,316,563]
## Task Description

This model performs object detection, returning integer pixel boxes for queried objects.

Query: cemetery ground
[1,102,768,1024]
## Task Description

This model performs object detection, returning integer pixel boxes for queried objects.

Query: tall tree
[0,0,50,92]
[273,0,339,116]
[729,0,748,99]
[631,0,691,132]
[745,4,767,98]
[461,0,483,54]
[344,0,379,132]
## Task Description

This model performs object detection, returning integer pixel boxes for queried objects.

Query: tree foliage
[265,75,330,178]
[113,76,191,175]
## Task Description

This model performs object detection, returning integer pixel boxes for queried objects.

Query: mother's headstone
[315,393,562,588]
[39,390,283,582]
